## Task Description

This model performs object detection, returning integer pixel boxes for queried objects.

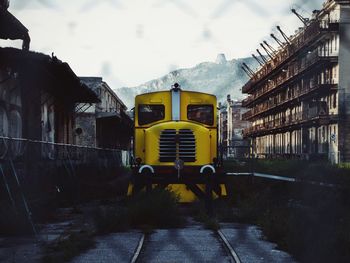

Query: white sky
[1,0,324,88]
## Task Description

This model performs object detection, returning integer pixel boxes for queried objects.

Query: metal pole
[0,163,17,210]
[9,159,37,236]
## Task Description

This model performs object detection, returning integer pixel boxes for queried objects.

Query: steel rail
[225,172,343,188]
[217,229,242,263]
[130,233,145,263]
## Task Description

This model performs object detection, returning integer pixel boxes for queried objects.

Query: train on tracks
[128,83,226,202]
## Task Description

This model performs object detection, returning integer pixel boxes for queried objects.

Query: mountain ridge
[115,56,258,108]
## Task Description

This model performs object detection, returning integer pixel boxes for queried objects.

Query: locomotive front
[130,84,225,201]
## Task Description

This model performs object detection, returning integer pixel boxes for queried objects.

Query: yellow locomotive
[128,83,226,202]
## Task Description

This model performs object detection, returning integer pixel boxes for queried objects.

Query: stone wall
[74,112,96,147]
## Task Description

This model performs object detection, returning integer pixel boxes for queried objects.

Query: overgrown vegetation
[127,187,185,228]
[93,188,185,233]
[191,201,220,230]
[225,174,350,263]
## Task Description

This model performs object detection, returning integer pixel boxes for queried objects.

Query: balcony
[242,110,252,120]
[243,53,338,108]
[243,82,337,121]
[243,102,336,137]
[242,20,339,94]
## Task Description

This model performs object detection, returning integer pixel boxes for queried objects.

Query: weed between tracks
[93,187,186,233]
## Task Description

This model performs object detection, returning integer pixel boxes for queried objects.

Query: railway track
[217,229,242,263]
[130,233,145,263]
[130,224,241,263]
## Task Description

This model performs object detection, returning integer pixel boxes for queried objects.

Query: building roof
[0,9,28,40]
[79,77,103,94]
[0,7,30,50]
[80,76,127,110]
[0,47,99,103]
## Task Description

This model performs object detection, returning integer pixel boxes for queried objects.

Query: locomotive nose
[174,134,180,144]
[143,121,212,166]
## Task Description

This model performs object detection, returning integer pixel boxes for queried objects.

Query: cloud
[79,0,123,12]
[10,0,59,10]
[8,0,327,88]
[153,0,198,18]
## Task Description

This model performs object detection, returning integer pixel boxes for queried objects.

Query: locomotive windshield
[187,105,214,125]
[138,104,165,125]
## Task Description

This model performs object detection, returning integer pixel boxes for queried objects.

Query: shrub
[92,188,185,232]
[128,187,185,228]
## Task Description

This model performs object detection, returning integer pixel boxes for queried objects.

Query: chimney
[227,94,231,102]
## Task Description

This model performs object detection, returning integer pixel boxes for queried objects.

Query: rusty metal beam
[251,54,264,67]
[260,43,274,60]
[276,26,291,46]
[241,66,254,78]
[270,33,284,49]
[242,63,255,76]
[256,49,268,64]
[263,40,277,54]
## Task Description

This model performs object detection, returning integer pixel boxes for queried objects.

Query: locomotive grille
[159,129,196,162]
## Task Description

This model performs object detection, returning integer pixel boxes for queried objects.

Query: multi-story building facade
[242,0,350,163]
[74,77,133,149]
[219,95,251,158]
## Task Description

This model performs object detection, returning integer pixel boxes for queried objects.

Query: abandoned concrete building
[74,77,133,150]
[0,48,99,147]
[242,0,350,163]
[219,95,251,159]
[0,2,99,148]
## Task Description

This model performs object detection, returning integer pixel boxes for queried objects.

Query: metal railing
[242,54,338,109]
[243,109,333,137]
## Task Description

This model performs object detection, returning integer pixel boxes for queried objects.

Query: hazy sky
[1,0,324,88]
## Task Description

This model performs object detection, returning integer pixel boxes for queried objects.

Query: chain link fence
[0,136,132,234]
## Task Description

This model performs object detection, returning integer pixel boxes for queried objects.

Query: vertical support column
[338,4,350,163]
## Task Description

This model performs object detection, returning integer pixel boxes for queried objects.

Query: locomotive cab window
[138,104,165,125]
[187,105,214,125]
